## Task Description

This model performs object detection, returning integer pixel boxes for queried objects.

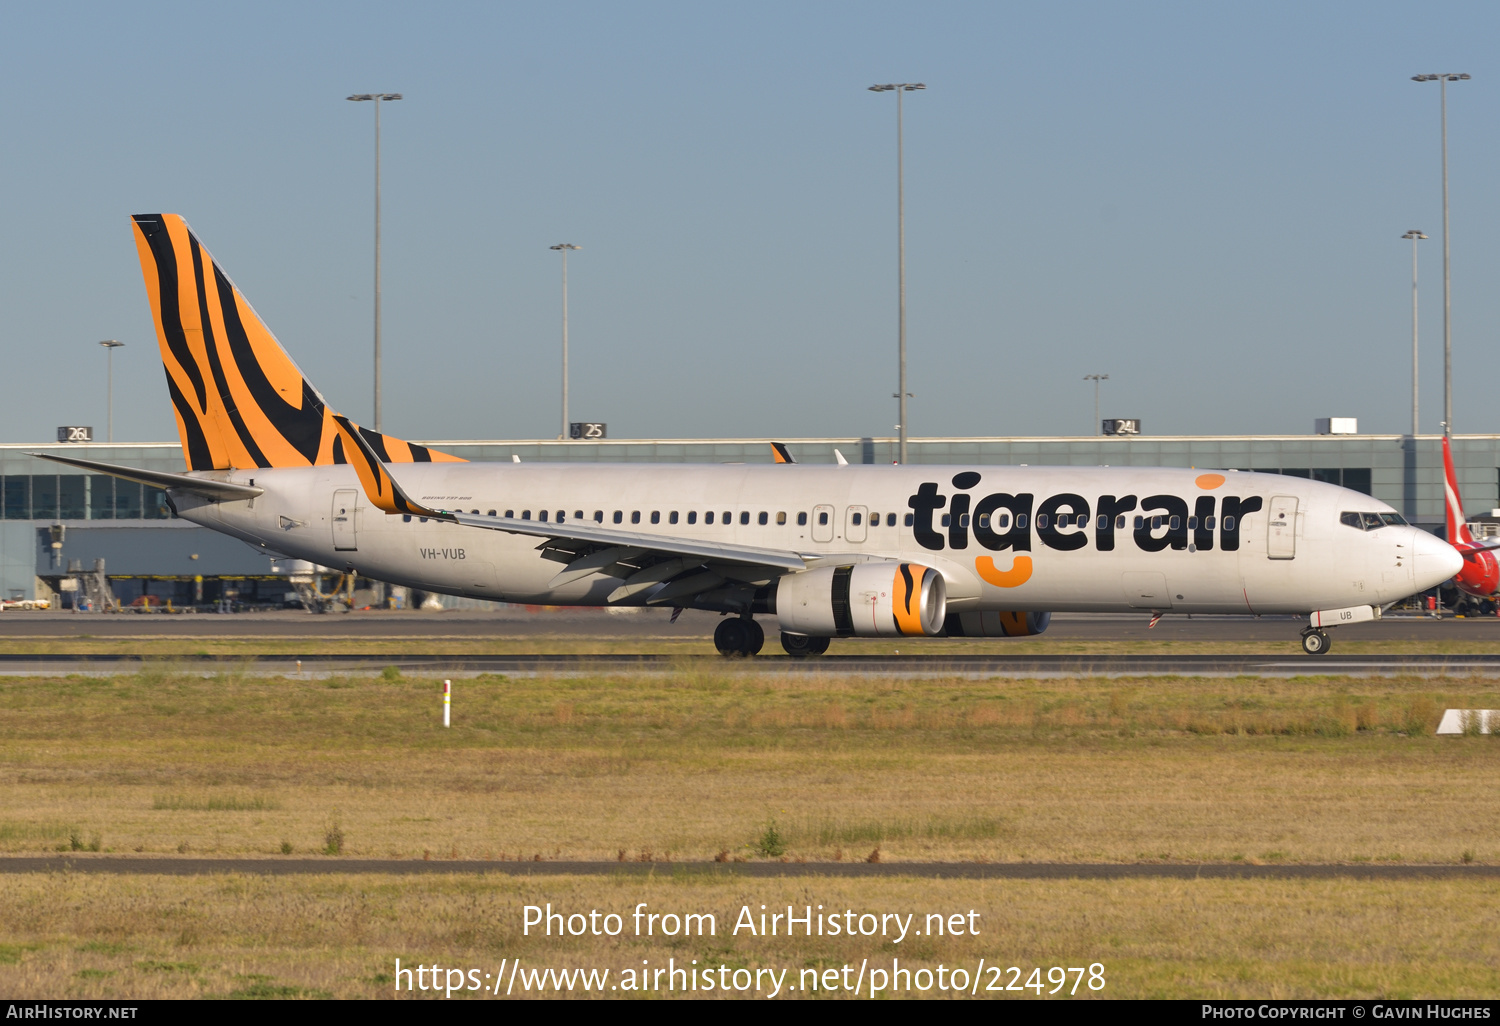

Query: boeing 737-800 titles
[34,215,1463,656]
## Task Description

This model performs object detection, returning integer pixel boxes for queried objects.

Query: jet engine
[775,562,946,637]
[942,610,1052,638]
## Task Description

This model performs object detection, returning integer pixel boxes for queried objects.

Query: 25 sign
[569,422,606,440]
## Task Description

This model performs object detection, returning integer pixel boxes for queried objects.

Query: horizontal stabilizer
[28,452,263,501]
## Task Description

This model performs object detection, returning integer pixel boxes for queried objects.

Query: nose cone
[1411,529,1464,591]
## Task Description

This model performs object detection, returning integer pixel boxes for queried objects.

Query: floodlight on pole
[99,340,125,442]
[869,82,925,464]
[1410,73,1468,436]
[1084,374,1108,436]
[1401,230,1427,436]
[347,92,403,431]
[550,244,581,439]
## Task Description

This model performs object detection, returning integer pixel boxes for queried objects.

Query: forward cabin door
[332,489,358,551]
[1266,495,1298,559]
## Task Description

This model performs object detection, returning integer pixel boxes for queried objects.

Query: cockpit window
[1344,511,1407,531]
[1380,513,1408,526]
[1340,512,1362,529]
[1361,513,1384,530]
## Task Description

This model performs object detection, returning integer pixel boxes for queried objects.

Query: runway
[3,856,1495,879]
[0,650,1496,677]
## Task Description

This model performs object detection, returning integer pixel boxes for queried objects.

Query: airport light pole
[1084,374,1108,436]
[1411,73,1468,436]
[99,340,124,442]
[1402,231,1427,436]
[869,82,924,464]
[347,92,403,431]
[551,244,581,439]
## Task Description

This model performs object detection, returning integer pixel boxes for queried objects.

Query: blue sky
[2,1,1498,444]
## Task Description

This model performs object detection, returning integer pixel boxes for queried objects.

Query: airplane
[1440,435,1500,612]
[33,214,1463,657]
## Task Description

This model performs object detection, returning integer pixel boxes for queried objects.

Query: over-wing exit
[34,215,1463,657]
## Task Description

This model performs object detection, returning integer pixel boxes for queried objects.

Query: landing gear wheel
[1300,629,1331,655]
[781,632,831,658]
[715,618,749,657]
[743,619,765,656]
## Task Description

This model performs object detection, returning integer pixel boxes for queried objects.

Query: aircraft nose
[1411,528,1464,590]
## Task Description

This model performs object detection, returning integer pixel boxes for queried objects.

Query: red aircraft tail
[1442,436,1477,548]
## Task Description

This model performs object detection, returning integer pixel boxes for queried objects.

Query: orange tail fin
[130,213,463,472]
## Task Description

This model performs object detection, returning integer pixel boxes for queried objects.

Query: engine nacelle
[942,610,1052,638]
[775,562,947,637]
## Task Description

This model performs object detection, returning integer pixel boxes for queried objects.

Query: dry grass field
[2,666,1498,999]
[2,873,1497,999]
[0,667,1495,862]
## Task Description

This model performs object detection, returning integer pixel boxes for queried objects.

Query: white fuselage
[174,462,1454,617]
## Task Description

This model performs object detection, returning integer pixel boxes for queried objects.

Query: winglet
[331,414,453,520]
[771,442,796,464]
[1442,435,1476,547]
[834,448,848,466]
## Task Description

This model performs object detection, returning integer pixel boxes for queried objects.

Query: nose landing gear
[1300,628,1331,655]
[714,617,765,657]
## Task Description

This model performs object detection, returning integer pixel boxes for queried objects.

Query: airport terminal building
[1,432,1495,607]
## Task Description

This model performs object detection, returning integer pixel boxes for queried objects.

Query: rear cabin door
[332,489,358,551]
[845,505,868,544]
[811,504,835,543]
[1266,495,1298,559]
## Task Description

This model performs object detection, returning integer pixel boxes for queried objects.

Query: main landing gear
[780,632,831,659]
[1300,628,1331,655]
[714,617,765,657]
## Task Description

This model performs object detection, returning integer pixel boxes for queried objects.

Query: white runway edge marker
[1435,709,1497,735]
[444,679,451,728]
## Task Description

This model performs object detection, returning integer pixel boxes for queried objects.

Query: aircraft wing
[331,415,809,600]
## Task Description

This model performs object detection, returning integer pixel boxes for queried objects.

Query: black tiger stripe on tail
[130,214,465,472]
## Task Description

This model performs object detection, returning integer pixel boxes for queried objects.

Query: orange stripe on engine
[891,565,927,636]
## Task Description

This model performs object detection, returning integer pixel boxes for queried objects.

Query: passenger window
[632,511,641,524]
[706,511,715,525]
[777,512,787,525]
[402,514,412,523]
[996,513,1010,529]
[1151,516,1162,530]
[887,513,896,527]
[505,509,514,518]
[904,513,913,527]
[574,510,583,520]
[1095,515,1106,530]
[1340,512,1362,529]
[758,511,769,525]
[1134,516,1143,529]
[1223,516,1236,532]
[556,510,565,522]
[960,514,970,528]
[797,512,808,526]
[819,511,829,526]
[739,511,749,525]
[1115,515,1125,530]
[593,510,603,522]
[1036,514,1049,529]
[669,511,679,524]
[722,511,731,523]
[539,510,549,522]
[1187,517,1198,530]
[1362,513,1384,530]
[1016,514,1028,529]
[613,511,623,524]
[522,510,531,520]
[852,512,862,526]
[978,513,990,529]
[487,510,497,517]
[1205,516,1216,530]
[941,514,951,527]
[1169,516,1180,531]
[650,511,660,524]
[687,511,697,525]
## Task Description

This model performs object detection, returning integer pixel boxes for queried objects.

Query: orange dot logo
[1195,473,1226,490]
[975,555,1033,588]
